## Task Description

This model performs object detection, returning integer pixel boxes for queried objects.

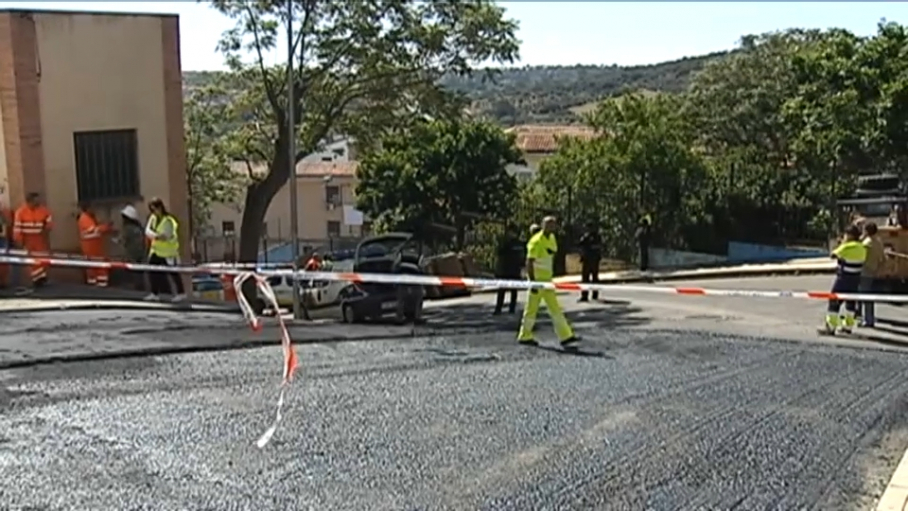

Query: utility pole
[287,0,303,320]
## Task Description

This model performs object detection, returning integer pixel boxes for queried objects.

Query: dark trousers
[639,246,649,272]
[494,274,519,314]
[828,274,860,315]
[859,276,877,326]
[580,259,600,300]
[148,254,185,296]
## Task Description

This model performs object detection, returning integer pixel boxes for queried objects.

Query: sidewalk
[0,309,416,369]
[0,283,238,313]
[554,257,834,286]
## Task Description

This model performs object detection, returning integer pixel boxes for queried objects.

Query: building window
[327,220,341,238]
[325,185,341,208]
[221,221,235,236]
[73,129,140,202]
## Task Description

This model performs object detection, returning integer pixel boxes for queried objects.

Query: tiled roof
[296,160,358,177]
[506,124,597,153]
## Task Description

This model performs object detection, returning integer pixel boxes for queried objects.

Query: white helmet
[120,205,138,220]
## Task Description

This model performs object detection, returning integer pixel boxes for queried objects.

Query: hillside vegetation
[183,51,725,126]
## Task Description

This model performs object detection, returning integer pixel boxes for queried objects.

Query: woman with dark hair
[143,198,186,302]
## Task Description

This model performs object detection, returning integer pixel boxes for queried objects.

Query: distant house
[504,124,597,182]
[207,137,369,245]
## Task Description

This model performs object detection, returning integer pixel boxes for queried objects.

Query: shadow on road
[420,298,650,333]
[848,318,908,347]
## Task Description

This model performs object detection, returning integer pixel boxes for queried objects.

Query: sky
[0,1,906,71]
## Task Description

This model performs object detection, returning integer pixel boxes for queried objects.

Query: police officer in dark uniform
[635,214,652,272]
[577,221,602,302]
[493,228,524,315]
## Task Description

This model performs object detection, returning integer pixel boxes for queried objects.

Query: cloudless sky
[0,2,906,70]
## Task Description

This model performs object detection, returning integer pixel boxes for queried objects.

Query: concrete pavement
[4,274,908,369]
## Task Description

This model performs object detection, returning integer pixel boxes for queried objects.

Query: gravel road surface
[3,274,908,510]
[3,324,908,510]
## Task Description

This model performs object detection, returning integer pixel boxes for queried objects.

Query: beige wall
[0,85,7,207]
[208,174,367,242]
[33,12,177,252]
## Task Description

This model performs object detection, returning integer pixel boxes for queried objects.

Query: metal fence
[191,236,365,264]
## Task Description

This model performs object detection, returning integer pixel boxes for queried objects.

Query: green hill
[183,51,726,126]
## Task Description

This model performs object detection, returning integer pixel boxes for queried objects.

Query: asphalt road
[3,275,908,510]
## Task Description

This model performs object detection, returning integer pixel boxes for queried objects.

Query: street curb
[0,302,239,315]
[470,265,834,294]
[0,330,423,370]
[876,447,908,510]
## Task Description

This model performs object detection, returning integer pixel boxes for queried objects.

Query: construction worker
[13,192,53,289]
[144,197,185,302]
[517,216,580,348]
[304,252,322,271]
[819,224,866,336]
[578,221,602,302]
[77,202,113,287]
[859,222,885,328]
[118,205,147,291]
[635,214,652,272]
[493,227,523,315]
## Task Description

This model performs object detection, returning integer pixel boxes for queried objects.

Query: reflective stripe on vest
[150,215,180,258]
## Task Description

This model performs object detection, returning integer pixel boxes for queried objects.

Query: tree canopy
[355,118,521,247]
[183,85,246,235]
[525,22,908,261]
[200,0,520,268]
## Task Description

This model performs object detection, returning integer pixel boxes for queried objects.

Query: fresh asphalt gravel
[3,327,908,511]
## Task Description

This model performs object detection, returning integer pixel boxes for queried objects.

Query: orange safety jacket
[78,212,111,255]
[13,205,52,248]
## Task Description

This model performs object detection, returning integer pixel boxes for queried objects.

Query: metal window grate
[327,220,341,237]
[73,129,140,202]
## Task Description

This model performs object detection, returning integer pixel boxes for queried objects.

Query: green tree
[206,0,520,269]
[536,92,710,258]
[184,85,246,237]
[355,118,522,248]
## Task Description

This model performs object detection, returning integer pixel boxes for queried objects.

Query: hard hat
[529,223,540,234]
[120,205,138,221]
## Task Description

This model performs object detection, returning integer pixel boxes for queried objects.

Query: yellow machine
[836,173,908,290]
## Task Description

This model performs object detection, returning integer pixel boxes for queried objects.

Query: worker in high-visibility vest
[13,192,53,289]
[517,216,580,348]
[143,197,185,302]
[77,203,114,287]
[819,224,867,336]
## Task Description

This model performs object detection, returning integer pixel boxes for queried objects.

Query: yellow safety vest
[526,231,558,281]
[832,240,866,276]
[150,214,180,258]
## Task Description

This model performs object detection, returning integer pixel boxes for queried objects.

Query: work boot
[518,339,539,347]
[817,325,836,336]
[560,336,581,348]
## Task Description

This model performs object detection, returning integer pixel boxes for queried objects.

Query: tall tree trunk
[238,148,290,303]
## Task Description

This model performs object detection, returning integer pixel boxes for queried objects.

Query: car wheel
[342,304,357,324]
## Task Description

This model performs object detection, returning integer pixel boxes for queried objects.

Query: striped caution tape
[0,252,905,303]
[0,248,290,269]
[233,272,299,448]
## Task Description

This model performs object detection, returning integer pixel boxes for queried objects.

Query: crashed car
[339,233,425,324]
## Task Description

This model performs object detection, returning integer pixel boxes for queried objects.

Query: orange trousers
[82,246,108,287]
[22,238,49,284]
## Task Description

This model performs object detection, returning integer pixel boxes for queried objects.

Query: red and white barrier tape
[233,272,299,448]
[0,253,901,303]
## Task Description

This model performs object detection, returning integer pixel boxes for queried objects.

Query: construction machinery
[836,173,908,292]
